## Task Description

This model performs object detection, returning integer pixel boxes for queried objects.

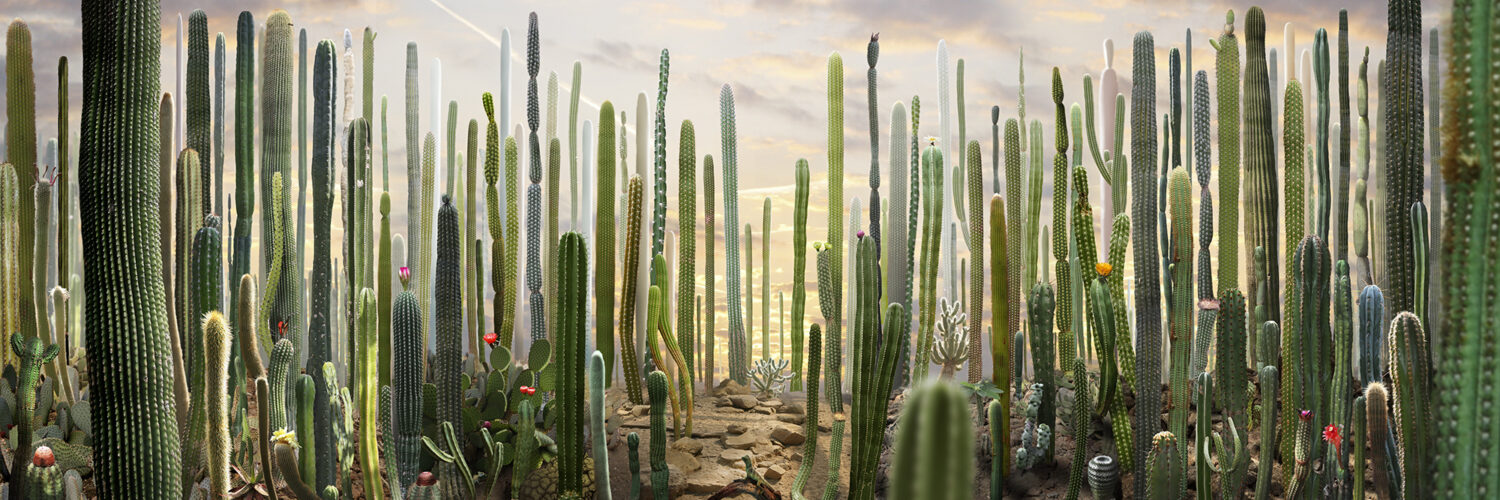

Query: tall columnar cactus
[594,101,616,381]
[1049,68,1073,374]
[849,246,903,500]
[1209,13,1240,291]
[763,199,772,361]
[1387,310,1429,498]
[1291,235,1330,495]
[1315,28,1332,245]
[0,165,17,369]
[404,41,421,314]
[1216,288,1249,496]
[907,96,921,357]
[889,380,973,500]
[1128,30,1160,498]
[791,323,822,500]
[307,38,337,490]
[8,19,37,346]
[1244,7,1282,335]
[1367,381,1396,498]
[525,12,546,344]
[1336,11,1352,266]
[434,196,464,462]
[1028,283,1056,461]
[262,13,300,374]
[1384,0,1425,316]
[1280,79,1308,463]
[885,101,909,387]
[588,351,613,500]
[867,34,882,254]
[1066,358,1091,500]
[677,121,696,386]
[825,53,846,390]
[230,11,255,358]
[1027,120,1045,292]
[619,176,646,403]
[651,50,670,272]
[914,140,945,379]
[555,232,587,497]
[989,195,1012,474]
[815,244,842,413]
[184,208,220,490]
[964,141,984,384]
[201,312,231,499]
[79,0,182,494]
[184,11,210,215]
[1433,0,1500,495]
[1194,372,1212,500]
[485,92,502,349]
[647,253,694,436]
[1191,69,1215,380]
[392,288,422,491]
[1004,118,1023,340]
[721,84,747,384]
[1325,260,1355,494]
[703,155,717,390]
[1165,166,1192,498]
[787,159,811,391]
[1354,49,1373,284]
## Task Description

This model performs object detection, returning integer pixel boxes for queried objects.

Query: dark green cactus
[1326,260,1355,494]
[307,38,336,490]
[1352,392,1366,500]
[1050,68,1073,375]
[867,34,882,259]
[989,398,1004,500]
[849,246,904,500]
[262,14,300,388]
[915,141,944,380]
[1389,311,1430,499]
[553,231,587,496]
[11,333,59,497]
[1066,358,1091,500]
[678,121,696,388]
[187,10,210,213]
[1128,30,1160,498]
[525,12,546,345]
[392,289,422,490]
[1291,235,1331,495]
[594,101,616,384]
[1029,283,1056,462]
[1144,432,1180,500]
[1315,28,1332,248]
[791,322,822,500]
[1336,11,1351,266]
[890,380,973,500]
[1216,288,1249,497]
[229,11,256,373]
[1367,382,1394,498]
[434,196,464,469]
[646,370,669,499]
[1382,0,1424,319]
[966,140,985,385]
[78,0,182,494]
[627,432,641,500]
[651,50,670,274]
[1255,365,1278,500]
[1194,372,1212,500]
[8,19,37,346]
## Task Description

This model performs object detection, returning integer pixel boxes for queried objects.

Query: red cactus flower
[482,420,493,429]
[520,385,534,396]
[484,332,499,345]
[1323,423,1342,456]
[33,446,55,468]
[278,321,288,337]
[399,266,412,288]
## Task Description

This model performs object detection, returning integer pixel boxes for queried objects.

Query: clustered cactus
[27,5,1486,500]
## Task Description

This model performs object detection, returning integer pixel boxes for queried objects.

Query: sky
[2,0,1449,379]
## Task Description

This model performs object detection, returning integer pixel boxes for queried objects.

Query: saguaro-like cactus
[721,84,747,384]
[1129,30,1161,498]
[263,13,301,378]
[890,380,973,500]
[79,0,183,494]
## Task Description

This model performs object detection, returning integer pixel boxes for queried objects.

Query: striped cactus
[1255,365,1279,500]
[989,195,1012,475]
[229,11,255,366]
[722,84,747,384]
[1106,214,1134,394]
[1191,70,1214,381]
[791,160,810,391]
[525,12,546,345]
[0,165,16,370]
[849,243,904,500]
[594,101,616,382]
[1292,235,1330,496]
[186,10,210,213]
[1325,260,1355,494]
[1144,432,1180,500]
[703,154,716,390]
[966,140,984,384]
[1244,7,1282,342]
[867,34,882,257]
[915,141,944,380]
[1128,30,1160,498]
[392,288,422,491]
[619,176,646,404]
[308,38,338,490]
[678,121,697,388]
[1315,28,1332,247]
[556,232,587,497]
[1336,11,1352,266]
[434,196,464,468]
[1384,0,1425,317]
[1165,166,1191,498]
[262,14,300,377]
[7,19,37,346]
[78,0,182,491]
[1210,13,1240,291]
[890,380,973,500]
[1217,289,1249,496]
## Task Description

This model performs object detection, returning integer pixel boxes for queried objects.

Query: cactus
[988,398,1005,500]
[0,164,16,371]
[825,53,845,388]
[619,176,646,403]
[514,399,538,500]
[183,210,220,490]
[1027,119,1046,291]
[1128,30,1161,499]
[1325,260,1355,493]
[1028,283,1056,461]
[650,50,670,274]
[1216,289,1249,496]
[78,0,183,493]
[648,254,693,436]
[1387,311,1429,498]
[1285,410,1315,499]
[1066,358,1091,500]
[791,323,822,500]
[989,195,1013,474]
[1144,432,1180,500]
[1367,382,1395,498]
[677,121,696,386]
[1290,235,1331,496]
[646,370,670,499]
[930,298,967,379]
[11,332,60,496]
[1016,384,1053,470]
[721,84,749,384]
[268,338,294,436]
[8,19,37,346]
[548,231,586,496]
[905,96,921,382]
[304,38,338,490]
[591,102,616,383]
[262,14,301,392]
[1254,365,1279,500]
[702,155,717,391]
[625,431,641,500]
[433,196,464,464]
[1050,68,1074,376]
[1351,391,1366,500]
[915,141,945,380]
[890,380,973,500]
[960,139,985,383]
[588,351,613,500]
[186,10,210,213]
[1194,372,1212,500]
[422,421,473,499]
[392,288,421,490]
[29,446,64,500]
[1244,8,1282,342]
[1203,13,1240,294]
[1088,455,1120,500]
[788,160,811,391]
[1279,77,1307,463]
[198,312,230,499]
[763,198,772,362]
[1089,273,1132,471]
[1382,0,1427,320]
[1163,166,1192,498]
[1314,27,1333,247]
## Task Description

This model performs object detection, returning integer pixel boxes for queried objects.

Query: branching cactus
[890,380,973,500]
[1128,30,1161,498]
[619,176,646,404]
[11,332,59,496]
[721,84,748,384]
[1433,2,1500,495]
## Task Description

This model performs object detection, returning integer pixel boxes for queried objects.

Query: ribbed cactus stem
[791,160,810,390]
[391,289,421,490]
[202,312,230,498]
[989,195,1011,476]
[721,84,747,384]
[915,142,945,381]
[1066,358,1091,500]
[1217,289,1249,496]
[8,19,37,346]
[1029,283,1057,461]
[619,176,646,403]
[555,232,587,496]
[1129,30,1161,498]
[966,140,984,384]
[678,121,697,389]
[1388,311,1430,499]
[703,154,716,390]
[589,351,613,500]
[1244,8,1282,341]
[593,102,616,383]
[1145,432,1180,500]
[792,323,822,499]
[646,370,670,499]
[890,381,973,500]
[1255,365,1279,500]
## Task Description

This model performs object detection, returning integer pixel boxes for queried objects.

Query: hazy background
[2,0,1448,382]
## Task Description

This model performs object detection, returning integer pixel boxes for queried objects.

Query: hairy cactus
[721,84,748,384]
[78,0,183,494]
[890,380,973,500]
[618,176,646,403]
[1128,30,1161,498]
[1367,382,1395,498]
[199,312,231,498]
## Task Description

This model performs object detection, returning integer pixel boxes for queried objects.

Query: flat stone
[765,464,788,481]
[725,429,771,449]
[727,394,760,410]
[751,443,778,457]
[718,448,752,465]
[670,437,705,454]
[753,406,775,415]
[771,426,806,446]
[686,466,741,494]
[776,413,805,425]
[666,449,701,474]
[714,379,754,396]
[726,423,749,435]
[631,405,650,417]
[762,398,784,408]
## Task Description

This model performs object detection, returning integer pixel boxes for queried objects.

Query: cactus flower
[399,266,411,288]
[32,446,54,467]
[417,471,438,486]
[1095,262,1112,277]
[1322,423,1342,456]
[271,429,298,446]
[1299,409,1313,421]
[857,230,866,239]
[484,332,498,345]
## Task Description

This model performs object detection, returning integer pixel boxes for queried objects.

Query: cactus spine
[1217,289,1250,496]
[619,176,646,403]
[525,12,546,345]
[1050,68,1073,375]
[890,380,973,500]
[1129,30,1161,498]
[1209,13,1240,292]
[306,38,337,490]
[651,50,670,275]
[434,196,464,489]
[1433,0,1500,495]
[202,312,230,498]
[825,53,845,390]
[1326,260,1354,493]
[79,0,183,493]
[721,84,748,384]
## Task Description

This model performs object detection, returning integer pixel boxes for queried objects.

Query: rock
[762,398,784,408]
[714,379,754,396]
[718,448,752,465]
[670,437,705,455]
[630,405,650,417]
[771,426,806,446]
[776,413,805,425]
[780,402,805,415]
[686,466,742,494]
[727,394,760,410]
[725,429,771,449]
[666,449,701,474]
[765,464,787,481]
[726,423,749,435]
[751,443,778,457]
[753,407,775,415]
